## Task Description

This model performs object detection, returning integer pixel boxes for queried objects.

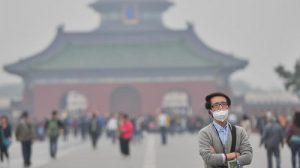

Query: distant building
[243,91,300,116]
[4,0,247,120]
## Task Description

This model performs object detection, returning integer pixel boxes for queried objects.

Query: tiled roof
[29,41,218,71]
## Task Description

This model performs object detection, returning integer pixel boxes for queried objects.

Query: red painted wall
[28,80,217,120]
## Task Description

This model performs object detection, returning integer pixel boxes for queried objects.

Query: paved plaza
[2,133,293,168]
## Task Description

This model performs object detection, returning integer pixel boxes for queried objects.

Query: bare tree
[275,60,300,96]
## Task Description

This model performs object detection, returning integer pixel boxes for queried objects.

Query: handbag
[0,130,12,147]
[3,138,11,147]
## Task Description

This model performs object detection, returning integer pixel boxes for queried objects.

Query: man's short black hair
[205,92,231,110]
[21,111,28,119]
[52,110,58,116]
[293,111,300,127]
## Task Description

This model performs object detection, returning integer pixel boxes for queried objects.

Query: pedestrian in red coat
[119,113,133,157]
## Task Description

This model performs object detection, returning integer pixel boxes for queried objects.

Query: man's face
[1,118,5,125]
[53,114,58,120]
[210,96,229,112]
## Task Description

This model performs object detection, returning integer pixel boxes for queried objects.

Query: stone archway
[60,90,88,117]
[110,86,141,114]
[161,90,192,116]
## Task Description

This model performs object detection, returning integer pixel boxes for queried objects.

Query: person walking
[89,113,101,149]
[134,116,144,143]
[260,112,284,168]
[15,111,35,168]
[286,111,300,168]
[79,113,88,141]
[106,114,118,144]
[0,115,12,166]
[198,92,253,168]
[158,111,169,145]
[240,114,252,138]
[45,110,63,159]
[118,113,133,157]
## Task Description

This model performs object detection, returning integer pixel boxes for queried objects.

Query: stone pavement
[2,133,293,168]
[1,136,84,168]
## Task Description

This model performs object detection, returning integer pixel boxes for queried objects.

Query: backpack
[48,120,59,137]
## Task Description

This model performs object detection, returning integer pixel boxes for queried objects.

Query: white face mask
[211,109,229,122]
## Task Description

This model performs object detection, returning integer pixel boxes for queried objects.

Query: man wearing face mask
[198,92,253,168]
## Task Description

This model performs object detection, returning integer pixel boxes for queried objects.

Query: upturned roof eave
[182,26,248,70]
[4,27,66,76]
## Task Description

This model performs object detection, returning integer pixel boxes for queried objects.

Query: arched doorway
[110,86,141,115]
[60,90,88,118]
[161,90,192,116]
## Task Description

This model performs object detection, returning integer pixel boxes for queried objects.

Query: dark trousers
[266,147,281,168]
[49,136,58,158]
[110,130,117,144]
[119,138,130,156]
[291,148,300,168]
[0,144,9,161]
[90,132,99,148]
[21,141,32,167]
[290,141,300,168]
[160,127,167,145]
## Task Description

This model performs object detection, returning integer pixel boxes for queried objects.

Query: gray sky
[1,0,300,90]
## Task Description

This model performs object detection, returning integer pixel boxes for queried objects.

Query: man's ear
[208,110,213,116]
[208,111,214,121]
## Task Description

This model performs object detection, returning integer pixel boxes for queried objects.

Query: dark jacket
[286,123,300,144]
[15,119,35,141]
[89,118,101,135]
[260,122,284,148]
[0,125,12,146]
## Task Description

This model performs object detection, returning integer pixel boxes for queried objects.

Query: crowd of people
[258,111,300,168]
[0,108,208,167]
[0,102,298,168]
